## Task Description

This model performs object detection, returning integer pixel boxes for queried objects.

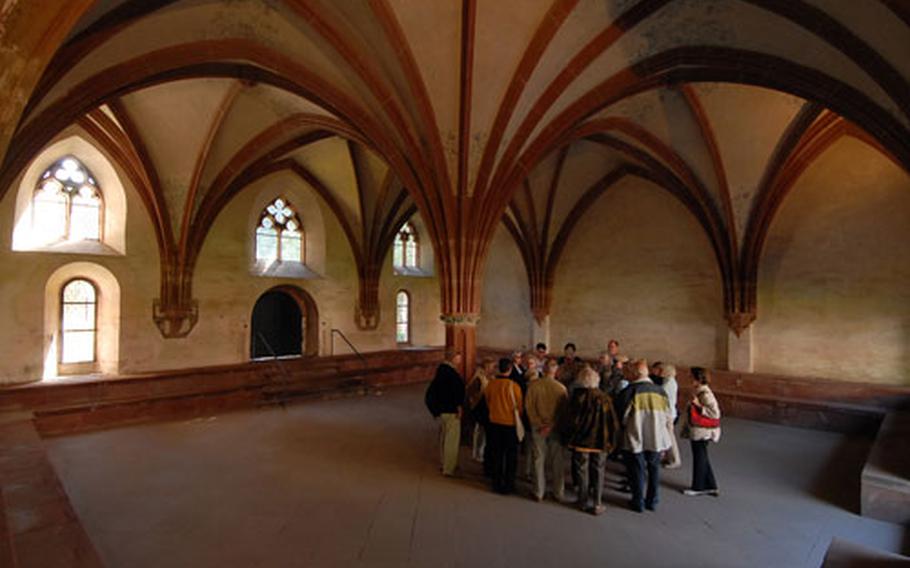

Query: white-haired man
[659,363,681,469]
[559,366,619,515]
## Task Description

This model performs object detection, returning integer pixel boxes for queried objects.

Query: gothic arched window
[256,197,303,263]
[33,156,102,243]
[60,278,98,364]
[393,222,418,269]
[396,290,410,344]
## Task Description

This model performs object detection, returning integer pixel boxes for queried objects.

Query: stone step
[821,538,910,566]
[862,412,910,524]
[30,360,437,436]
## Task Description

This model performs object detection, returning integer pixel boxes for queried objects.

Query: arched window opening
[256,197,303,263]
[60,278,97,364]
[33,156,102,245]
[393,222,418,269]
[396,290,410,344]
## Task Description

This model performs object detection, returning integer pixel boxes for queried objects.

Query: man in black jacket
[425,350,465,476]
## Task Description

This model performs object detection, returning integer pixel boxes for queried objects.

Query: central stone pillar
[442,314,478,379]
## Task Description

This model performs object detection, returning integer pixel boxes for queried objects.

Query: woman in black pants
[682,367,720,496]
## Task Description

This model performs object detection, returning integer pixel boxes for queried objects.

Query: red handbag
[689,403,720,428]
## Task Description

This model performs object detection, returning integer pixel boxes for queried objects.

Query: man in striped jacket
[615,359,673,512]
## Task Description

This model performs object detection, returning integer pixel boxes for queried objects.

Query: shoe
[708,489,720,497]
[628,502,644,513]
[530,494,543,503]
[682,489,708,496]
[589,504,607,516]
[663,463,682,469]
[645,502,656,511]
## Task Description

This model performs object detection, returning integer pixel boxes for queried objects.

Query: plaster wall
[477,226,531,350]
[549,176,725,366]
[0,138,442,385]
[0,137,161,384]
[755,138,910,384]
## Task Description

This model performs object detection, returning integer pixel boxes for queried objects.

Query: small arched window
[33,156,102,244]
[60,278,98,364]
[396,290,410,344]
[393,222,418,269]
[256,197,303,263]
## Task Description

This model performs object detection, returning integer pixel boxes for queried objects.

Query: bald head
[635,359,649,378]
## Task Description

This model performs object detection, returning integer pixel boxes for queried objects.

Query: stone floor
[44,384,907,568]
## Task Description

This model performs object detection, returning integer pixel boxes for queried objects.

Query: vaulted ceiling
[1,0,908,334]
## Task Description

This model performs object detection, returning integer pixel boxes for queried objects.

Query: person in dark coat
[557,342,581,388]
[424,350,465,476]
[508,350,527,392]
[559,367,620,515]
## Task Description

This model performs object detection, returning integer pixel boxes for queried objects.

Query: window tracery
[33,156,102,244]
[256,197,303,263]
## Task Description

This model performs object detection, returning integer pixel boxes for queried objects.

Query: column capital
[439,313,481,326]
[726,310,756,337]
[153,298,198,338]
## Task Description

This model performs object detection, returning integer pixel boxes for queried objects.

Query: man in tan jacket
[525,359,568,502]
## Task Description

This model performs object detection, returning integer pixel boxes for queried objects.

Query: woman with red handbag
[681,367,721,496]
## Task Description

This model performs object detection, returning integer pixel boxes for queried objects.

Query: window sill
[57,362,101,377]
[251,354,303,362]
[250,261,320,279]
[13,240,123,256]
[393,267,432,278]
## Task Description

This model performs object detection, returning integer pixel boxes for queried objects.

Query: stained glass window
[33,156,102,244]
[393,222,418,269]
[61,279,97,364]
[396,290,410,344]
[256,197,303,263]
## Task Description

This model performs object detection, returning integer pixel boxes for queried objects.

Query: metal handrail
[255,332,293,385]
[330,328,368,366]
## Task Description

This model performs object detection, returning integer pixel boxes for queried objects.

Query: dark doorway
[251,290,303,358]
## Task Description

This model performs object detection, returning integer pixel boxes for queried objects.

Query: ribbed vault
[1,0,908,365]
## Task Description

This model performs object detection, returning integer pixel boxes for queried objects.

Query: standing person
[560,367,620,515]
[649,361,665,387]
[524,353,541,383]
[660,363,682,469]
[607,339,622,365]
[557,343,580,387]
[509,350,527,391]
[534,342,549,367]
[484,358,524,495]
[466,357,496,465]
[606,339,630,377]
[597,351,627,395]
[424,350,465,477]
[682,367,721,496]
[525,359,568,502]
[512,351,536,479]
[615,359,673,512]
